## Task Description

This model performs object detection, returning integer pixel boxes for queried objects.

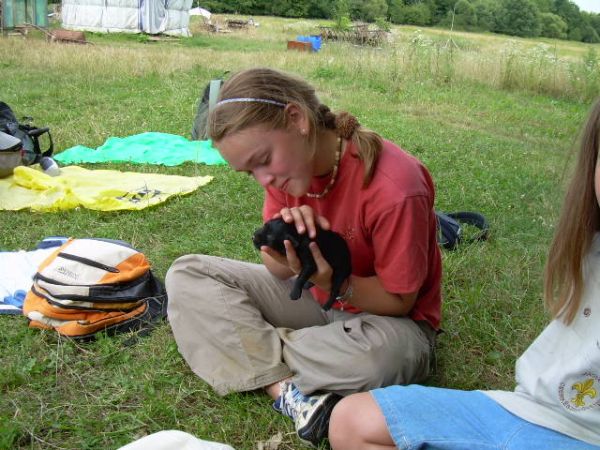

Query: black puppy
[253,218,352,311]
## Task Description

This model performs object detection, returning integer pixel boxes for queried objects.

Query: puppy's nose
[252,232,261,249]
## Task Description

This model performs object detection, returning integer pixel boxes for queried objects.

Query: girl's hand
[262,206,334,291]
[274,206,330,239]
[303,241,334,292]
[260,240,335,292]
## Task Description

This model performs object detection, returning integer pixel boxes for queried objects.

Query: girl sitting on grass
[328,99,600,450]
[165,67,442,447]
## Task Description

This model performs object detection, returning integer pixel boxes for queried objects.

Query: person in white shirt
[328,99,600,450]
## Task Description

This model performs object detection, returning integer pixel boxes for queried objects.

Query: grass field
[0,14,599,449]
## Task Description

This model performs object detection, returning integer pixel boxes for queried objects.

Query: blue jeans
[371,385,599,450]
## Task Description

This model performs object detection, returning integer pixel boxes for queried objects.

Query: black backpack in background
[436,211,489,250]
[0,101,53,166]
[191,73,229,140]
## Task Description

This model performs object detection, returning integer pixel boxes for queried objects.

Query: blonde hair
[544,99,600,324]
[207,67,383,186]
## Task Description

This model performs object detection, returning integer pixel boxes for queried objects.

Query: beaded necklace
[306,137,343,199]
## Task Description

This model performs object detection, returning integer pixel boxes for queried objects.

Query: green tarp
[55,132,226,166]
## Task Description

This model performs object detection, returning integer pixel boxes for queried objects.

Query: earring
[301,129,307,135]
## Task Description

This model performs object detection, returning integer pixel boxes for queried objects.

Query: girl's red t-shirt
[263,139,442,330]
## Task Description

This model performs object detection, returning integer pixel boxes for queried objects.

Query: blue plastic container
[296,35,322,52]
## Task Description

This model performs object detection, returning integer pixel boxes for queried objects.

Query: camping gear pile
[23,238,167,340]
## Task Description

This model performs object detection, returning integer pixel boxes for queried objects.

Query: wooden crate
[287,40,312,52]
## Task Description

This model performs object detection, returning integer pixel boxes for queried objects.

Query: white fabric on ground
[118,430,235,450]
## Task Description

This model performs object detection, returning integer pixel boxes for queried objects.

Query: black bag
[0,101,53,166]
[436,211,489,250]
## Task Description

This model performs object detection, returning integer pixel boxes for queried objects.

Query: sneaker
[274,381,341,447]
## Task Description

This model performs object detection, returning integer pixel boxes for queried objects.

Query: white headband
[215,98,286,108]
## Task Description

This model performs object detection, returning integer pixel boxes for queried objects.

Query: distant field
[0,15,598,449]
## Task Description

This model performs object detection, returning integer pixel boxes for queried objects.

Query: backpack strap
[23,125,54,159]
[208,79,223,115]
[436,211,461,250]
[191,71,231,140]
[446,211,490,244]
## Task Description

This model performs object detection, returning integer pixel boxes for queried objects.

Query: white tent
[61,0,194,36]
[189,6,210,20]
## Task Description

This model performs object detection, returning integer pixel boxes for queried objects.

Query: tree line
[200,0,600,43]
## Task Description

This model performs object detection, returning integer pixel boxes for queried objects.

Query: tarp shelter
[61,0,194,36]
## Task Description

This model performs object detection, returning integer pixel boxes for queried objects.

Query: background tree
[440,0,477,30]
[532,0,553,13]
[201,0,237,13]
[552,0,584,40]
[430,0,457,23]
[364,0,389,22]
[332,0,352,29]
[472,0,497,31]
[389,0,433,25]
[270,0,310,17]
[349,0,388,22]
[589,13,600,41]
[333,0,351,18]
[580,13,600,43]
[540,12,568,38]
[495,0,542,37]
[388,0,405,24]
[307,0,334,18]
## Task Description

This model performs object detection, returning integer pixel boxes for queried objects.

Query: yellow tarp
[0,165,213,211]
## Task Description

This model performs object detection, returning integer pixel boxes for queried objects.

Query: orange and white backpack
[23,238,167,340]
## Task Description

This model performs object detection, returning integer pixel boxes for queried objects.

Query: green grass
[0,15,598,449]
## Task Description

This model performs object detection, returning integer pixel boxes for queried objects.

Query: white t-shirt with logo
[484,235,600,446]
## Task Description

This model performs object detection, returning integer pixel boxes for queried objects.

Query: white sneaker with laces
[274,381,341,447]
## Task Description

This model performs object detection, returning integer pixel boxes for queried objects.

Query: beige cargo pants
[166,254,436,396]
